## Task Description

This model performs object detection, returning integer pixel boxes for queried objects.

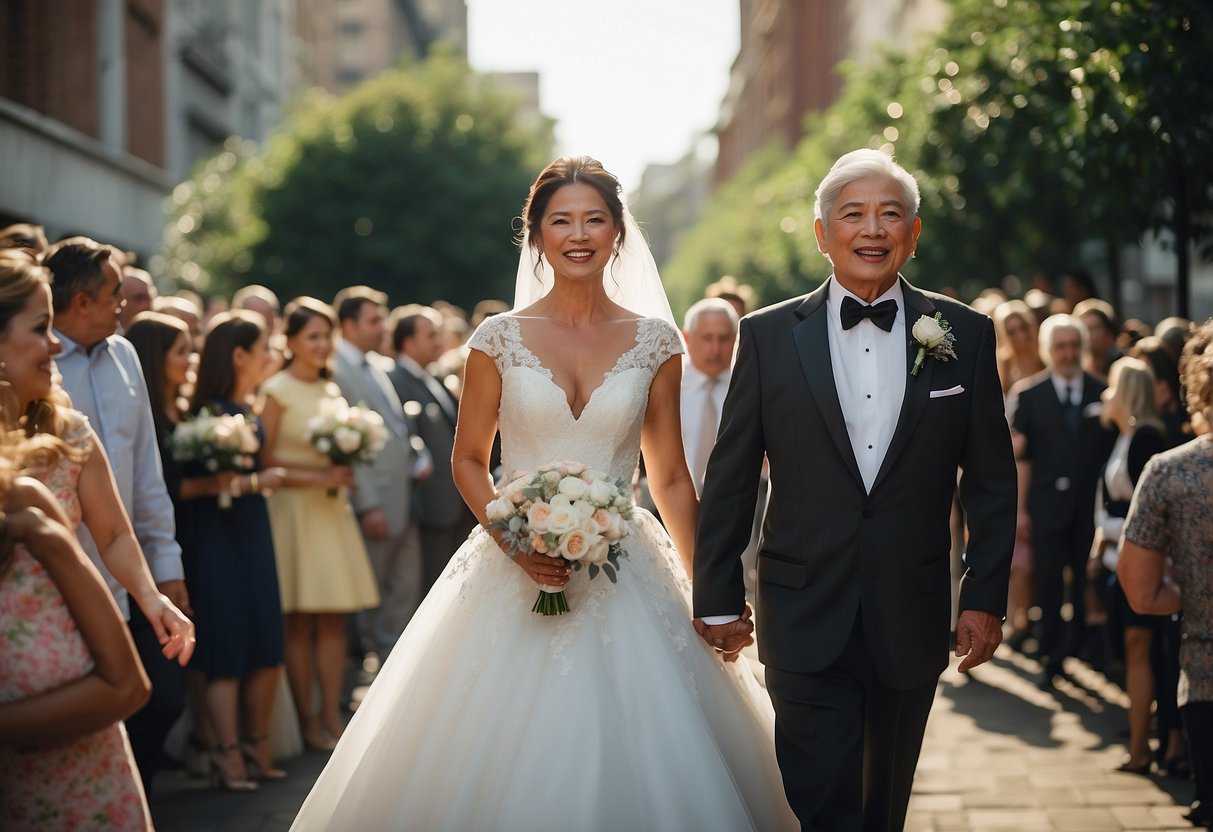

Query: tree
[162,50,554,309]
[665,0,1213,314]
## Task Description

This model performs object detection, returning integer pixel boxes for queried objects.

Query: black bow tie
[840,296,898,331]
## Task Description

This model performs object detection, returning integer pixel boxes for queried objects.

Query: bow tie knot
[840,296,898,332]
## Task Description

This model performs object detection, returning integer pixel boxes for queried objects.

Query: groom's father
[694,149,1016,831]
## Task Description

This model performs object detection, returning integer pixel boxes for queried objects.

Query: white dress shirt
[680,359,731,488]
[54,331,184,619]
[827,278,907,494]
[1050,371,1082,406]
[701,278,907,626]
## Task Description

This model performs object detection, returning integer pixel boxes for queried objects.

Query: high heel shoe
[1115,757,1153,776]
[209,743,259,792]
[302,728,337,753]
[240,735,287,780]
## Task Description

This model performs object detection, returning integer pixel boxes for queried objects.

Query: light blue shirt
[54,330,184,618]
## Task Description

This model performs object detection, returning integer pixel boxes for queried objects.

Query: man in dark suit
[694,149,1016,831]
[388,305,477,590]
[1011,314,1115,685]
[332,287,427,660]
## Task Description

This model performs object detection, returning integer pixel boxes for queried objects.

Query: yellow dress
[262,371,380,613]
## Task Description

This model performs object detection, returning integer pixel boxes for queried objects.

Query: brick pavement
[148,645,1196,831]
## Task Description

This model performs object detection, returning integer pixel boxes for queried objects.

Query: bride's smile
[538,182,618,281]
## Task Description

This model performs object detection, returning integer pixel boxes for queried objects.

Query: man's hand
[157,579,191,617]
[955,609,1002,673]
[360,509,390,541]
[694,606,755,664]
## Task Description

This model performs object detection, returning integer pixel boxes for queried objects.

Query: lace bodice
[468,315,683,481]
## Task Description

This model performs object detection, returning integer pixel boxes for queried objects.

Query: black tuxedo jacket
[693,278,1017,690]
[1011,371,1114,532]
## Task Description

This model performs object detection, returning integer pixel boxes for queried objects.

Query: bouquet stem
[218,488,233,510]
[533,589,570,616]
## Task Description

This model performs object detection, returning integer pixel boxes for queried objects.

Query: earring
[0,360,6,377]
[910,250,917,259]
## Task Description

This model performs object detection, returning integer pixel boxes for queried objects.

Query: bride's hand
[510,547,571,588]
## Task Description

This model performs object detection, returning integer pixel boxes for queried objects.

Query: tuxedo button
[1055,477,1071,492]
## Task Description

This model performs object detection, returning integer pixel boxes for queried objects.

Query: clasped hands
[693,606,755,664]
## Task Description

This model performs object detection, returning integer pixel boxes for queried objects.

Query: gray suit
[333,344,424,658]
[388,360,477,589]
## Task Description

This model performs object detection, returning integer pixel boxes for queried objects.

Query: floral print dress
[0,410,151,831]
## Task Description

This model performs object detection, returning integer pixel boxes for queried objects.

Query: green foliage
[666,0,1212,311]
[163,51,554,309]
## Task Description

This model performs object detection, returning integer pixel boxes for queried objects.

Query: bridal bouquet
[171,411,260,509]
[306,403,389,496]
[486,461,633,616]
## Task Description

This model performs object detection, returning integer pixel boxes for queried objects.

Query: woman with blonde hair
[0,250,194,664]
[1093,357,1181,775]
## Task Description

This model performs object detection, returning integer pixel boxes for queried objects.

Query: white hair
[1038,313,1089,368]
[683,297,739,335]
[814,148,921,226]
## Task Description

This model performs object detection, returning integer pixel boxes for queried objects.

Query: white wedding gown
[291,315,797,831]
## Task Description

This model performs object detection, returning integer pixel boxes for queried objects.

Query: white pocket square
[929,384,965,399]
[1083,402,1103,418]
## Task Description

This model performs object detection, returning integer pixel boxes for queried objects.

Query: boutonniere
[911,313,957,376]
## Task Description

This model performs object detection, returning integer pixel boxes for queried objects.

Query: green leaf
[603,563,617,584]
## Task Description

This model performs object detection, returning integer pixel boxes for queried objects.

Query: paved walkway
[148,646,1195,831]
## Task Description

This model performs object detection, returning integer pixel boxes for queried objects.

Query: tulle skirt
[291,511,796,831]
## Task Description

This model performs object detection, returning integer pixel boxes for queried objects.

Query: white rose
[558,476,589,500]
[316,437,332,454]
[573,499,596,519]
[546,508,578,536]
[548,494,573,512]
[587,479,615,505]
[586,536,611,565]
[485,496,513,521]
[911,315,947,348]
[334,427,362,454]
[606,512,628,540]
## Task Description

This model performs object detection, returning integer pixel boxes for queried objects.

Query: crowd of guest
[972,274,1212,825]
[0,222,497,828]
[1,215,1211,828]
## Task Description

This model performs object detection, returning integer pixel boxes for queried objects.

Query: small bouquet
[305,402,389,496]
[171,412,260,509]
[486,461,633,616]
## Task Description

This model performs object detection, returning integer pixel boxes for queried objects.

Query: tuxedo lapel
[792,281,864,490]
[870,278,937,494]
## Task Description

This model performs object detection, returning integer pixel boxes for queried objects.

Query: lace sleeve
[624,318,684,375]
[466,315,509,374]
[467,315,544,377]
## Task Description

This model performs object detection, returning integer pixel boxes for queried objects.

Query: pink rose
[526,502,553,533]
[530,531,549,554]
[560,529,601,561]
[590,508,612,534]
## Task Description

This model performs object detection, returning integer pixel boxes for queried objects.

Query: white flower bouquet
[305,402,389,496]
[486,461,633,616]
[171,411,261,508]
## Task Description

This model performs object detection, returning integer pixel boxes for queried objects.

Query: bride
[291,157,796,831]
